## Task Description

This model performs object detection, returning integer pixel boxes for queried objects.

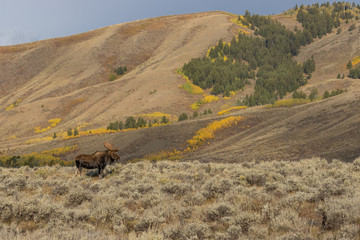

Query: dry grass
[1,157,359,239]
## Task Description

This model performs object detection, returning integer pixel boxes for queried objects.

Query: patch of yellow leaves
[144,116,244,161]
[177,69,204,95]
[187,116,243,148]
[5,99,22,111]
[35,118,62,133]
[25,137,53,144]
[191,95,219,110]
[351,56,360,66]
[139,112,176,122]
[217,106,247,115]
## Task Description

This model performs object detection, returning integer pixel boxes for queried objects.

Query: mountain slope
[0,11,235,140]
[1,10,360,163]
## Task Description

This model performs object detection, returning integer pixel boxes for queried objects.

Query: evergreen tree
[309,88,318,101]
[323,90,330,99]
[67,128,73,136]
[347,60,353,69]
[161,116,169,124]
[53,132,57,139]
[178,113,188,121]
[74,128,79,136]
[125,116,136,129]
[137,117,147,128]
[348,66,360,79]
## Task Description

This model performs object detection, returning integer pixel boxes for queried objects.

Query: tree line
[107,116,169,131]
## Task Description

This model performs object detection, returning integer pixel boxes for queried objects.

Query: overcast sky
[0,0,334,46]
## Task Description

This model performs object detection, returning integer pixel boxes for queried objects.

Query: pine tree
[161,116,169,124]
[74,128,79,136]
[178,113,188,121]
[347,60,352,69]
[53,132,57,139]
[67,128,73,136]
[323,90,330,99]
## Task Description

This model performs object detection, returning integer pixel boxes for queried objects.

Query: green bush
[114,66,127,75]
[293,90,307,99]
[348,66,360,79]
[178,113,188,122]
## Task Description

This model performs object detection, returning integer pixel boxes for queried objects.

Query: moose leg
[98,166,102,178]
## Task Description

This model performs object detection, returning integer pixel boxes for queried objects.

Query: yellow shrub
[25,137,53,144]
[145,116,243,161]
[41,145,79,156]
[139,112,175,122]
[191,102,201,110]
[0,145,78,167]
[191,95,219,110]
[181,79,204,95]
[178,69,204,95]
[202,95,219,103]
[48,118,61,127]
[267,98,311,108]
[217,106,247,115]
[352,56,360,66]
[5,99,22,111]
[187,116,243,147]
[5,104,15,111]
[144,149,182,161]
[35,118,62,133]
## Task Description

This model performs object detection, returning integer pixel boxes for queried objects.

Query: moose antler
[104,141,119,151]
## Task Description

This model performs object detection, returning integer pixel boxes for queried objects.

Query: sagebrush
[0,157,359,239]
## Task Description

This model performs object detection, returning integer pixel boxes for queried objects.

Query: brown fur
[74,142,120,178]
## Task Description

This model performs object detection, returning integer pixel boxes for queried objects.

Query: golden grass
[217,106,247,115]
[266,98,311,108]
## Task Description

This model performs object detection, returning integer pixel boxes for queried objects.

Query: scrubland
[0,157,359,240]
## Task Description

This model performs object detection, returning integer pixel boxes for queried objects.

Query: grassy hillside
[0,11,236,144]
[0,158,359,239]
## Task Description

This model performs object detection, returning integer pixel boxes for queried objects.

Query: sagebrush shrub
[65,188,92,207]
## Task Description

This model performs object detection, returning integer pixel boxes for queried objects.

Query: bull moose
[74,142,120,178]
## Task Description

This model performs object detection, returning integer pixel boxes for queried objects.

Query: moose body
[75,142,120,178]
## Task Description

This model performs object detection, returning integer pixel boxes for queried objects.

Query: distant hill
[1,5,360,163]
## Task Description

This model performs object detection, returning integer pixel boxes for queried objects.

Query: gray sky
[0,0,334,46]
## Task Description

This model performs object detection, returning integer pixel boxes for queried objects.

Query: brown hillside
[0,11,235,141]
[1,11,360,163]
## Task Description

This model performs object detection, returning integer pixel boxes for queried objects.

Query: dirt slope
[0,11,235,141]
